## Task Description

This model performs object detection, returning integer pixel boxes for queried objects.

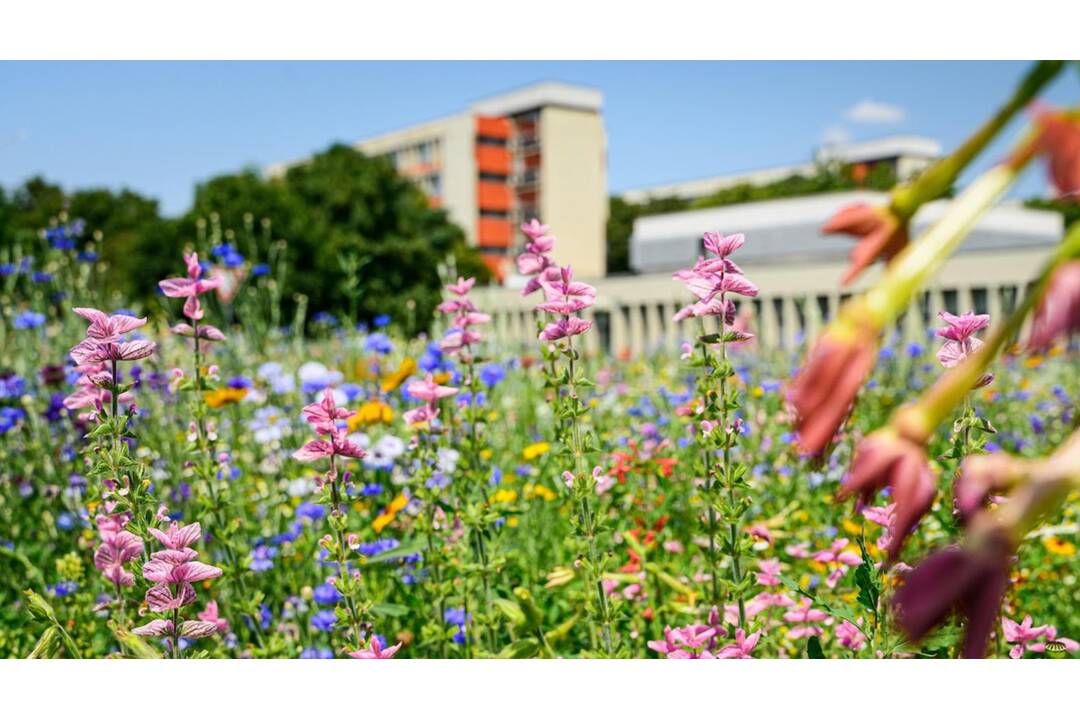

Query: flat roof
[630,190,1063,273]
[469,81,603,116]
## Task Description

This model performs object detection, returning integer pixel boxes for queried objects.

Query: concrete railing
[473,246,1049,357]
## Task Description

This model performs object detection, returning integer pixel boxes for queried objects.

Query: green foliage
[0,145,490,331]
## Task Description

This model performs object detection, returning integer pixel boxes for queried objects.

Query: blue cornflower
[312,311,338,327]
[56,513,76,531]
[249,544,277,572]
[0,407,26,434]
[300,646,334,659]
[48,581,78,597]
[373,314,391,328]
[77,250,97,263]
[32,271,53,283]
[361,482,383,497]
[296,502,326,521]
[13,311,46,330]
[479,362,506,389]
[357,538,400,557]
[251,263,270,277]
[310,610,337,632]
[364,332,394,355]
[314,583,343,605]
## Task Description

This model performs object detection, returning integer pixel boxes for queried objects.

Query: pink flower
[789,327,877,455]
[445,276,476,296]
[812,538,862,567]
[137,520,222,645]
[715,629,761,659]
[403,404,439,428]
[1001,615,1050,659]
[536,266,597,315]
[301,389,353,435]
[197,600,230,633]
[754,559,782,587]
[539,316,592,341]
[349,635,402,659]
[517,218,558,296]
[702,231,745,259]
[935,311,994,386]
[93,513,144,589]
[73,307,147,342]
[954,454,1020,519]
[69,308,156,365]
[838,431,935,560]
[293,430,366,462]
[1027,260,1080,351]
[822,203,908,286]
[783,598,829,639]
[835,620,866,651]
[158,252,222,299]
[171,322,226,342]
[406,373,459,403]
[747,524,774,545]
[1028,626,1079,655]
[521,218,550,241]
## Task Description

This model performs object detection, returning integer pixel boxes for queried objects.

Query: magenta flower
[647,625,720,659]
[839,431,935,560]
[403,403,439,428]
[539,316,592,341]
[1027,260,1080,351]
[702,231,746,260]
[1001,615,1050,659]
[131,618,219,639]
[715,628,761,659]
[301,389,354,435]
[446,276,476,296]
[954,454,1019,519]
[94,513,144,589]
[437,276,489,357]
[783,599,829,640]
[835,620,866,651]
[349,635,402,659]
[73,307,147,341]
[812,538,862,567]
[892,540,1011,658]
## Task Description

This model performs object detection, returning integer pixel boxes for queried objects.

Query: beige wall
[355,115,477,244]
[474,247,1050,356]
[539,106,608,279]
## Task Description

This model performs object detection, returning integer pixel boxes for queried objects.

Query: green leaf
[370,602,410,618]
[497,638,541,659]
[854,563,879,613]
[493,598,526,626]
[807,635,825,659]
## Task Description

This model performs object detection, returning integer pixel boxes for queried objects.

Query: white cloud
[821,124,851,146]
[844,99,906,124]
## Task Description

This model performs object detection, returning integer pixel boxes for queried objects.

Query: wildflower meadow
[2,62,1079,664]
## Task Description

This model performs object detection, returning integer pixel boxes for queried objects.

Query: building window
[479,172,509,183]
[429,173,441,196]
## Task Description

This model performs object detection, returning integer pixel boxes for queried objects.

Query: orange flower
[204,387,247,408]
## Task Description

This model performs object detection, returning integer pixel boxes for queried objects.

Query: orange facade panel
[477,218,512,248]
[476,182,511,211]
[476,145,511,175]
[480,253,507,282]
[475,115,510,139]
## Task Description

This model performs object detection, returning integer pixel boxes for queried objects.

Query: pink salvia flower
[715,629,761,659]
[349,635,402,659]
[1027,260,1080,351]
[1001,615,1050,659]
[836,620,866,651]
[93,513,144,589]
[406,373,459,403]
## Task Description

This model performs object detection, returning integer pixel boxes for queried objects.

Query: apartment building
[281,81,609,282]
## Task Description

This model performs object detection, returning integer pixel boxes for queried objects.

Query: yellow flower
[842,519,862,536]
[491,488,518,504]
[433,371,453,385]
[380,357,417,393]
[525,484,557,502]
[522,442,550,460]
[1023,355,1043,369]
[388,493,409,513]
[205,387,248,408]
[372,512,395,533]
[348,400,394,430]
[1043,536,1076,556]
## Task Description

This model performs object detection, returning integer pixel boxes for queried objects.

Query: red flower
[822,203,908,286]
[789,326,878,455]
[838,430,935,561]
[1036,111,1080,200]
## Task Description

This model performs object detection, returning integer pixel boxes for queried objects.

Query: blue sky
[0,61,1074,216]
